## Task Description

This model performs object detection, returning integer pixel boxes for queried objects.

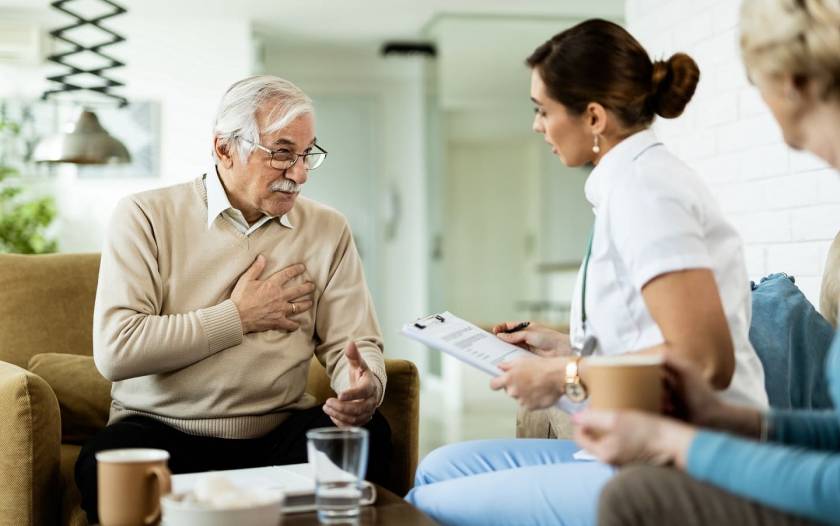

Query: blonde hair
[740,0,840,99]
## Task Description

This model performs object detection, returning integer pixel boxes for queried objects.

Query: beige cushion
[0,361,61,525]
[28,354,111,445]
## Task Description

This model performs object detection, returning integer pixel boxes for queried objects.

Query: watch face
[565,383,587,403]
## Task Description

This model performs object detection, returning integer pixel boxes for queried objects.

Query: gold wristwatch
[563,357,588,403]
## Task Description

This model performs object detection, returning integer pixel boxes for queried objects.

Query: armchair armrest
[28,353,111,445]
[0,361,61,526]
[376,359,420,496]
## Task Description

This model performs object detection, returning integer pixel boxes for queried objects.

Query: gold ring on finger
[291,303,297,314]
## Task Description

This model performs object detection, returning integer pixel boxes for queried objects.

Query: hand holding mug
[573,409,696,468]
[664,355,764,438]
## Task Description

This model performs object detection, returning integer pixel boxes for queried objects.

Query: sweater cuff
[686,430,729,479]
[360,349,388,407]
[197,299,243,354]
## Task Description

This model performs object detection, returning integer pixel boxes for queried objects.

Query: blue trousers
[405,439,615,526]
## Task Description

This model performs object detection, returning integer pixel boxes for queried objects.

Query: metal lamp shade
[33,110,131,165]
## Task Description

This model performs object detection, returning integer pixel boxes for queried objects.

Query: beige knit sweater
[93,175,386,438]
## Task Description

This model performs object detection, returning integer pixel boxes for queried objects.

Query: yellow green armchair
[0,253,419,526]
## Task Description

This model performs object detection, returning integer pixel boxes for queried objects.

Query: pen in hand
[499,321,530,334]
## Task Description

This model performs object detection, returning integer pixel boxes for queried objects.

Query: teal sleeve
[687,431,840,525]
[769,409,840,450]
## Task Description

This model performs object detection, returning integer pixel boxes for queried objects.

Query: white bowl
[162,489,284,526]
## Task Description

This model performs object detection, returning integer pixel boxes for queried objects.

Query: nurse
[406,19,767,526]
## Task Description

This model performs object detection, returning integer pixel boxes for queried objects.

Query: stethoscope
[577,140,664,357]
[578,230,598,357]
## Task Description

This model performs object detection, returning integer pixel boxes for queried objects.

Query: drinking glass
[306,427,369,523]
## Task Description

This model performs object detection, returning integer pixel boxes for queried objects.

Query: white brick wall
[627,0,840,305]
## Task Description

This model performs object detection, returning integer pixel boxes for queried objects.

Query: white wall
[261,44,430,370]
[626,0,840,304]
[0,8,254,252]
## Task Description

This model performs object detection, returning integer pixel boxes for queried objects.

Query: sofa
[0,253,420,526]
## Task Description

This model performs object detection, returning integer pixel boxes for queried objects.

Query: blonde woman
[578,2,840,525]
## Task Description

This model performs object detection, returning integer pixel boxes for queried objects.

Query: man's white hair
[212,75,314,162]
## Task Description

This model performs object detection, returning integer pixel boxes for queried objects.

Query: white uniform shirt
[568,130,768,407]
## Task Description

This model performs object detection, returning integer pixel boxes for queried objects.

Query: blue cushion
[750,273,835,409]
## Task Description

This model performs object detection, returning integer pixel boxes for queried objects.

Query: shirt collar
[205,163,294,229]
[584,128,662,208]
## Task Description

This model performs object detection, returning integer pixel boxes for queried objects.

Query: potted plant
[0,113,57,254]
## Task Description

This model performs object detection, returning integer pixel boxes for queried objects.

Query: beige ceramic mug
[581,354,664,413]
[96,448,172,526]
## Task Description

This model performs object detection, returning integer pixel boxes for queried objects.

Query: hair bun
[650,53,700,118]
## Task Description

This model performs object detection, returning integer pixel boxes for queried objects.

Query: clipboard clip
[413,313,446,330]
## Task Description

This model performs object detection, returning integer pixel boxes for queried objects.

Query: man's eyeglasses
[237,136,327,171]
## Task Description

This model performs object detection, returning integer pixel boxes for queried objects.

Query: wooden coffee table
[283,484,438,525]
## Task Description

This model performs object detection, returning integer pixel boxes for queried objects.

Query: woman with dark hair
[572,2,840,525]
[405,19,767,525]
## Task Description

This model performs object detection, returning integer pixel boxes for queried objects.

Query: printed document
[402,311,586,417]
[171,463,376,513]
[401,311,533,375]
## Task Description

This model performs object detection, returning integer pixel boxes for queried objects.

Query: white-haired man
[75,76,391,523]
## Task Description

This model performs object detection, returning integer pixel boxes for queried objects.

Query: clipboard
[401,311,533,376]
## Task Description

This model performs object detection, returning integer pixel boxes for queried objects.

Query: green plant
[0,116,57,254]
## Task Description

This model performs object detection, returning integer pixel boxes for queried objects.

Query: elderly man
[75,75,391,522]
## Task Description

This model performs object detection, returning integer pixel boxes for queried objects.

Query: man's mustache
[270,179,300,193]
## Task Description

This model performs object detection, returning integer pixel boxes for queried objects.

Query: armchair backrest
[0,253,100,368]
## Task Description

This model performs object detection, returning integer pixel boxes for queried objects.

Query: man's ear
[213,136,234,168]
[585,102,608,136]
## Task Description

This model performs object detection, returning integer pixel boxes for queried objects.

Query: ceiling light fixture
[33,0,131,165]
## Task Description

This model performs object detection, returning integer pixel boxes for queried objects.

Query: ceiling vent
[380,41,437,58]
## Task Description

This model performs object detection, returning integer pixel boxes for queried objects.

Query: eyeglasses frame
[235,136,328,170]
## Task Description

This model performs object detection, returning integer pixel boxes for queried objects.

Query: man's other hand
[231,254,315,333]
[323,341,380,427]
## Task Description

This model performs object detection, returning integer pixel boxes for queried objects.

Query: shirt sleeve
[769,409,840,451]
[608,174,712,290]
[93,197,243,381]
[687,430,840,524]
[313,222,387,405]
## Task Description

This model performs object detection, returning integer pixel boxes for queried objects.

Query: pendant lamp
[33,0,131,165]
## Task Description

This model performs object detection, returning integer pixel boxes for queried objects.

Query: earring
[592,135,601,154]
